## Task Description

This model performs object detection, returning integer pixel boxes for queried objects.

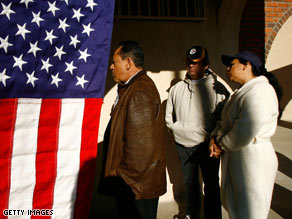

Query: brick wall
[265,0,292,59]
[239,0,292,62]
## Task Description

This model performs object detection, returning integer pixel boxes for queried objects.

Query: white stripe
[52,99,85,219]
[9,99,41,218]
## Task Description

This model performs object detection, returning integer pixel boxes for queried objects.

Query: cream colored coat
[214,76,279,219]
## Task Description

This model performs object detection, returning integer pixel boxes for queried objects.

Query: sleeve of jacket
[165,88,174,129]
[220,84,278,152]
[117,89,161,185]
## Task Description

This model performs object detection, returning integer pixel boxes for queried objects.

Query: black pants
[115,179,159,219]
[176,142,222,219]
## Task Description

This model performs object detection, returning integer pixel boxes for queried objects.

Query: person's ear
[126,57,132,70]
[204,64,209,72]
[243,61,252,71]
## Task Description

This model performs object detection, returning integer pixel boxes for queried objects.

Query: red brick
[265,17,274,22]
[279,3,289,7]
[274,8,285,12]
[265,7,274,12]
[266,12,278,17]
[266,2,278,7]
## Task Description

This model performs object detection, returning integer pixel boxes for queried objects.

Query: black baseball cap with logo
[186,46,209,66]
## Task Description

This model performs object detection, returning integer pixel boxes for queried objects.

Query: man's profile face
[110,47,128,84]
[186,58,208,80]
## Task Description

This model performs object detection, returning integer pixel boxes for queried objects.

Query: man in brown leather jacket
[99,41,166,219]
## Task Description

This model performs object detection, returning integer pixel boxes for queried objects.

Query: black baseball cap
[222,51,262,71]
[186,46,209,65]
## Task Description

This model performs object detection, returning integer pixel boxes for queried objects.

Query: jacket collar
[118,69,145,90]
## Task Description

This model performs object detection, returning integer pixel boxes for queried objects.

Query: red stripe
[31,99,61,219]
[73,98,102,219]
[0,99,17,219]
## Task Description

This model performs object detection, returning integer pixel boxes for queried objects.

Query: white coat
[214,76,279,219]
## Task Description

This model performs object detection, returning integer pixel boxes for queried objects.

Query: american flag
[0,0,114,218]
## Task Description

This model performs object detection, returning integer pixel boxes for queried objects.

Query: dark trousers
[115,179,159,219]
[176,142,222,219]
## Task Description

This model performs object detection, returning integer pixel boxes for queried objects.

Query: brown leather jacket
[104,70,167,199]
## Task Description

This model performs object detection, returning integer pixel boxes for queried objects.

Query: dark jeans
[115,178,159,219]
[176,141,222,219]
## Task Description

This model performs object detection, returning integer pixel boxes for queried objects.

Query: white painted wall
[266,16,292,72]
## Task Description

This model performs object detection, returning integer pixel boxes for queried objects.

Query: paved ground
[90,125,292,219]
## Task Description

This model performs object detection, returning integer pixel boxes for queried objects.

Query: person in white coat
[209,51,282,219]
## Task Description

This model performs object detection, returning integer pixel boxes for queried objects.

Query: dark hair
[117,41,144,67]
[238,58,283,112]
[202,47,209,67]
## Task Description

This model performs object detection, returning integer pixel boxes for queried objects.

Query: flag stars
[58,18,70,33]
[76,75,88,89]
[54,46,66,60]
[13,54,27,71]
[86,0,98,11]
[41,58,53,73]
[72,8,84,22]
[65,61,77,75]
[20,0,34,9]
[82,23,94,37]
[26,71,38,87]
[47,1,60,16]
[16,23,31,40]
[69,35,80,48]
[61,0,69,5]
[28,41,41,57]
[79,48,91,63]
[0,36,13,53]
[0,69,10,87]
[1,3,15,20]
[51,73,62,87]
[45,30,57,45]
[31,11,44,27]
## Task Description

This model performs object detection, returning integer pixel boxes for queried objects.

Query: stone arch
[265,6,292,60]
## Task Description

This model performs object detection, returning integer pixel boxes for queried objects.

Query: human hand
[209,137,223,158]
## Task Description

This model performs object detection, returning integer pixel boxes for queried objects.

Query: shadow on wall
[271,152,292,218]
[271,64,292,127]
[89,140,118,219]
[161,98,186,218]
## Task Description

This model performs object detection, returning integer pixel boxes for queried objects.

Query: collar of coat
[118,69,145,91]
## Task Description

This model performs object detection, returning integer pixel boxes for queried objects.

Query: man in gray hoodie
[165,46,230,219]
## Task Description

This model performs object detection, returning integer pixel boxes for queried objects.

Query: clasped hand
[209,137,223,158]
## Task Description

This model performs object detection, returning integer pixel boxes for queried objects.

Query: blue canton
[0,0,114,98]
